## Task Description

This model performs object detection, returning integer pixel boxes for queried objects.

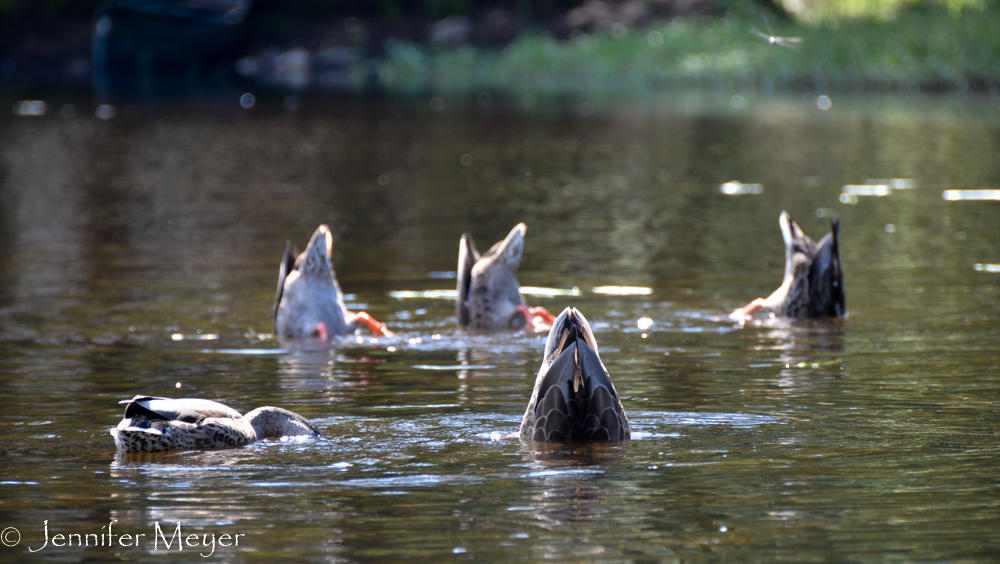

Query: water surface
[1,92,999,562]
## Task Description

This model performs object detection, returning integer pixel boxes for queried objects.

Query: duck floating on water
[731,211,845,320]
[520,307,630,442]
[111,395,321,453]
[456,223,555,332]
[275,224,393,341]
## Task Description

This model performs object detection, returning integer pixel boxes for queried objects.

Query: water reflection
[454,346,531,404]
[522,484,608,531]
[111,448,256,473]
[0,120,92,340]
[742,319,845,393]
[520,442,628,470]
[276,349,383,393]
[740,317,846,341]
[515,442,625,534]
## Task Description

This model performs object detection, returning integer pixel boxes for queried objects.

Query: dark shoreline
[3,4,1000,101]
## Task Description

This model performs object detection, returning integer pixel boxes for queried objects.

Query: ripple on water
[207,348,290,355]
[630,411,788,429]
[413,364,496,370]
[524,468,604,478]
[334,474,481,489]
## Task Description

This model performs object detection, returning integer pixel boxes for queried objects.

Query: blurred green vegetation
[790,0,989,21]
[377,4,1000,94]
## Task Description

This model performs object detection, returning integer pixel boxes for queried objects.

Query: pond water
[1,92,999,562]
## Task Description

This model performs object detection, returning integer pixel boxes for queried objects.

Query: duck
[275,224,393,342]
[520,307,630,442]
[110,395,321,453]
[456,223,555,332]
[730,211,844,319]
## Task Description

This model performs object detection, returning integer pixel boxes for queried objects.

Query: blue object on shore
[93,0,252,99]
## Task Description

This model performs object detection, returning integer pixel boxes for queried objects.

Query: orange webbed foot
[355,312,395,337]
[529,306,556,325]
[730,298,766,320]
[518,305,556,332]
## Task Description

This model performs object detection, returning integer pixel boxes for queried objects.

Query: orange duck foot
[355,312,395,337]
[730,298,766,320]
[518,305,556,332]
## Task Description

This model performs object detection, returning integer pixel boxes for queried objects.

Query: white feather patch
[118,425,164,436]
[779,212,794,247]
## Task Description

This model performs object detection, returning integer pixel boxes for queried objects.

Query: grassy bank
[377,7,1000,96]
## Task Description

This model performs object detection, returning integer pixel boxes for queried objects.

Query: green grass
[376,7,1000,96]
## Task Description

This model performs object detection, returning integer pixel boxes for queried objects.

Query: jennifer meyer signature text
[2,520,245,557]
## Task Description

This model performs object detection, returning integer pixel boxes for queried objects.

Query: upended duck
[730,211,844,320]
[456,223,555,332]
[520,307,630,442]
[275,224,393,341]
[111,395,321,453]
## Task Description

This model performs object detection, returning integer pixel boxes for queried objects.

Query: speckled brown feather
[455,223,529,331]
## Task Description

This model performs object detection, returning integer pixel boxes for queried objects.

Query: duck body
[457,223,528,331]
[520,307,630,442]
[275,225,392,341]
[732,211,844,319]
[110,395,321,453]
[456,223,555,331]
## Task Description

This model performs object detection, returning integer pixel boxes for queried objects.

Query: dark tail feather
[122,397,169,422]
[456,233,480,328]
[525,345,579,441]
[808,217,845,317]
[577,340,629,441]
[830,217,844,316]
[274,241,297,333]
[523,339,629,442]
